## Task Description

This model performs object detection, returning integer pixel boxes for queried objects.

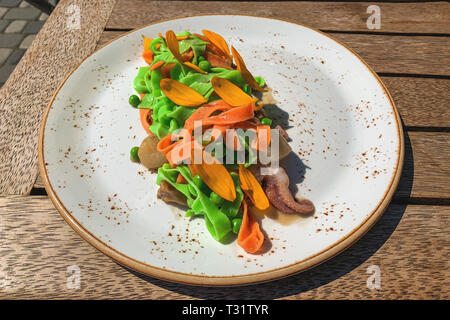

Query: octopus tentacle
[264,177,296,214]
[262,166,314,214]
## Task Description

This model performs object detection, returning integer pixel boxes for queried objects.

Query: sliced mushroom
[157,180,187,206]
[138,134,167,169]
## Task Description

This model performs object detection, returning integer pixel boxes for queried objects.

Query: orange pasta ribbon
[139,108,152,136]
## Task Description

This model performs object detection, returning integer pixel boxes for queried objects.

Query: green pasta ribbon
[157,164,242,241]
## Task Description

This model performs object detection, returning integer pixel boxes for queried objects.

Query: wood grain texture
[398,132,450,199]
[97,30,450,76]
[381,77,450,128]
[0,0,117,195]
[106,1,450,34]
[0,196,448,299]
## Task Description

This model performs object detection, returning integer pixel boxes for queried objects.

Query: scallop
[138,135,168,169]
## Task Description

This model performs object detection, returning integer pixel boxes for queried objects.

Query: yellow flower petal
[183,61,207,74]
[191,151,236,202]
[202,29,231,64]
[239,164,269,210]
[160,78,207,107]
[211,76,256,107]
[165,30,185,62]
[231,46,266,92]
[142,36,153,53]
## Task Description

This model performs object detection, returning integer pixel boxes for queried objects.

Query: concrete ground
[0,0,48,88]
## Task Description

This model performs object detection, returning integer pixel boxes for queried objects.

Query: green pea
[198,56,206,62]
[210,191,223,205]
[130,146,140,162]
[198,60,211,72]
[261,117,272,126]
[128,95,140,108]
[255,76,265,87]
[232,218,242,234]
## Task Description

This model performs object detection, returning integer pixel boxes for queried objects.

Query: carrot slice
[161,62,176,78]
[142,51,153,65]
[160,78,207,107]
[231,46,266,92]
[184,102,254,132]
[211,77,256,107]
[237,200,265,254]
[204,51,233,70]
[239,165,269,210]
[150,60,165,70]
[191,150,236,202]
[181,49,194,61]
[139,108,152,135]
[183,100,233,130]
[254,125,271,151]
[176,173,187,184]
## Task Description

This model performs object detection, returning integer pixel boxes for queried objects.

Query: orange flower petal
[211,76,256,107]
[191,150,236,202]
[160,78,207,107]
[142,36,153,53]
[239,164,269,210]
[165,30,185,62]
[150,60,165,70]
[183,61,207,74]
[202,29,231,64]
[231,46,266,92]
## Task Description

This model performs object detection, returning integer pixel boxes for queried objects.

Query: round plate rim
[38,14,404,287]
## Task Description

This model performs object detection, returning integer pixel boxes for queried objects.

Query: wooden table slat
[98,30,450,76]
[107,1,450,34]
[0,196,448,299]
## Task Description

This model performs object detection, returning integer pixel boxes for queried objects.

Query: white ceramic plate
[39,15,403,286]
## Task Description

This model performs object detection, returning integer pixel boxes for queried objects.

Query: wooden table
[0,0,448,299]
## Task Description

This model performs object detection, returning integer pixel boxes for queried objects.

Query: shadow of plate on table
[119,127,412,299]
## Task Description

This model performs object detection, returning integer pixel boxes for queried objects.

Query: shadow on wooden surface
[119,132,413,299]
